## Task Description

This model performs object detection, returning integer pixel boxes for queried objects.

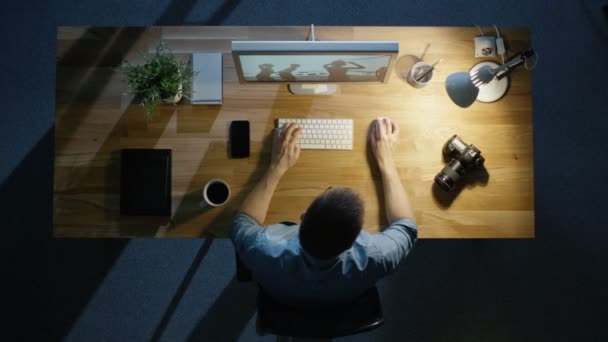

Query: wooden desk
[54,26,534,238]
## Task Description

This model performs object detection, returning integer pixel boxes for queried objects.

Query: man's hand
[238,123,301,224]
[270,123,302,177]
[368,117,414,223]
[368,117,399,171]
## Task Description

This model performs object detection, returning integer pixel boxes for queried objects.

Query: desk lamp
[445,49,535,108]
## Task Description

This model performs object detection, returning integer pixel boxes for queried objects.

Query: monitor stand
[288,84,337,95]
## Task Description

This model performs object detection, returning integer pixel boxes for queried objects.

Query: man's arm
[238,123,301,224]
[368,117,415,222]
[347,61,366,70]
[367,117,417,275]
[238,168,282,225]
[379,166,414,222]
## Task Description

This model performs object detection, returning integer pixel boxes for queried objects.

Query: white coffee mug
[407,61,433,88]
[200,179,231,208]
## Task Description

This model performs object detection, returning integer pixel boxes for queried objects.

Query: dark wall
[2,1,608,341]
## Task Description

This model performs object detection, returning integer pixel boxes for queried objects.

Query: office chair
[256,285,384,339]
[234,239,385,339]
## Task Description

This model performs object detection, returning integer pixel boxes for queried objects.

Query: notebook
[192,52,223,104]
[120,149,172,216]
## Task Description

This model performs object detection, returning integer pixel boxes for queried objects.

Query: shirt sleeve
[230,213,265,254]
[369,218,418,275]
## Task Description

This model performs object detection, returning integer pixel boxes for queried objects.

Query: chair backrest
[235,250,253,282]
[234,230,384,338]
[256,286,384,339]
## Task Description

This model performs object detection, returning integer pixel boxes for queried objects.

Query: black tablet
[120,149,171,216]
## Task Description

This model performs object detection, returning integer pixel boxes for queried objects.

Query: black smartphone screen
[230,120,250,158]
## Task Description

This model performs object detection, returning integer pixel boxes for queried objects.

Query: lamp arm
[491,49,535,80]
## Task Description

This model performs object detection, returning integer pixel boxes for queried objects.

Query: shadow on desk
[56,27,148,155]
[170,133,274,237]
[170,83,315,237]
[100,106,177,236]
[176,104,220,134]
[432,168,491,209]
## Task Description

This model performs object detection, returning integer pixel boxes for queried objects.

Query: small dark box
[120,149,171,216]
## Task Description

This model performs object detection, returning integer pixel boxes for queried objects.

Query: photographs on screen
[237,54,392,82]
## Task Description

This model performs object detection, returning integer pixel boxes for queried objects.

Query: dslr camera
[435,135,485,192]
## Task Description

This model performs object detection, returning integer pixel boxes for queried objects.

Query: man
[230,117,417,306]
[323,59,366,82]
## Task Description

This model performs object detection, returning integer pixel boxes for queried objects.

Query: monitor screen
[232,41,399,83]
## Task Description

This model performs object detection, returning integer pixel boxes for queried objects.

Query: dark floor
[2,1,608,341]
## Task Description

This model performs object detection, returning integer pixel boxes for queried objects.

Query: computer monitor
[231,39,399,95]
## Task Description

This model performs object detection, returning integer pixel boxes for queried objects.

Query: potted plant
[118,42,196,118]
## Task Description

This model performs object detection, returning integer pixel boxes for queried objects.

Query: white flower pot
[163,84,183,104]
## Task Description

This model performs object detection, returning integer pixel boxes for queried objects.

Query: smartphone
[229,120,250,158]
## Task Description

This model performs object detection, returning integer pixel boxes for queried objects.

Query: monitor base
[288,84,336,95]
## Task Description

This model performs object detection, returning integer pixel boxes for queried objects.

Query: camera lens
[434,159,463,192]
[435,173,455,192]
[474,156,485,168]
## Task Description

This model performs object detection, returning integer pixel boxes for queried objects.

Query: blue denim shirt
[230,213,417,306]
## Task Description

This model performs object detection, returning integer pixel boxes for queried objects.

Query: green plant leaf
[117,41,196,119]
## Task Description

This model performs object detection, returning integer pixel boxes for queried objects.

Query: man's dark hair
[299,187,364,259]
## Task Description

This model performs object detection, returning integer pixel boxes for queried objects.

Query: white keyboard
[277,118,353,150]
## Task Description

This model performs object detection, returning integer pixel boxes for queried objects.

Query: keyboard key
[300,143,326,149]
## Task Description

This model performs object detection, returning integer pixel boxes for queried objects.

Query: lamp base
[469,61,509,103]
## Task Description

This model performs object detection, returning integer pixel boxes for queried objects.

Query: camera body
[435,135,485,192]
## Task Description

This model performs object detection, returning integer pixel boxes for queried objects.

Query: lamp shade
[445,72,479,108]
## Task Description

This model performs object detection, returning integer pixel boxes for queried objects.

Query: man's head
[299,187,364,259]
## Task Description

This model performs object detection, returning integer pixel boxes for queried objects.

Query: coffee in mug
[201,179,231,208]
